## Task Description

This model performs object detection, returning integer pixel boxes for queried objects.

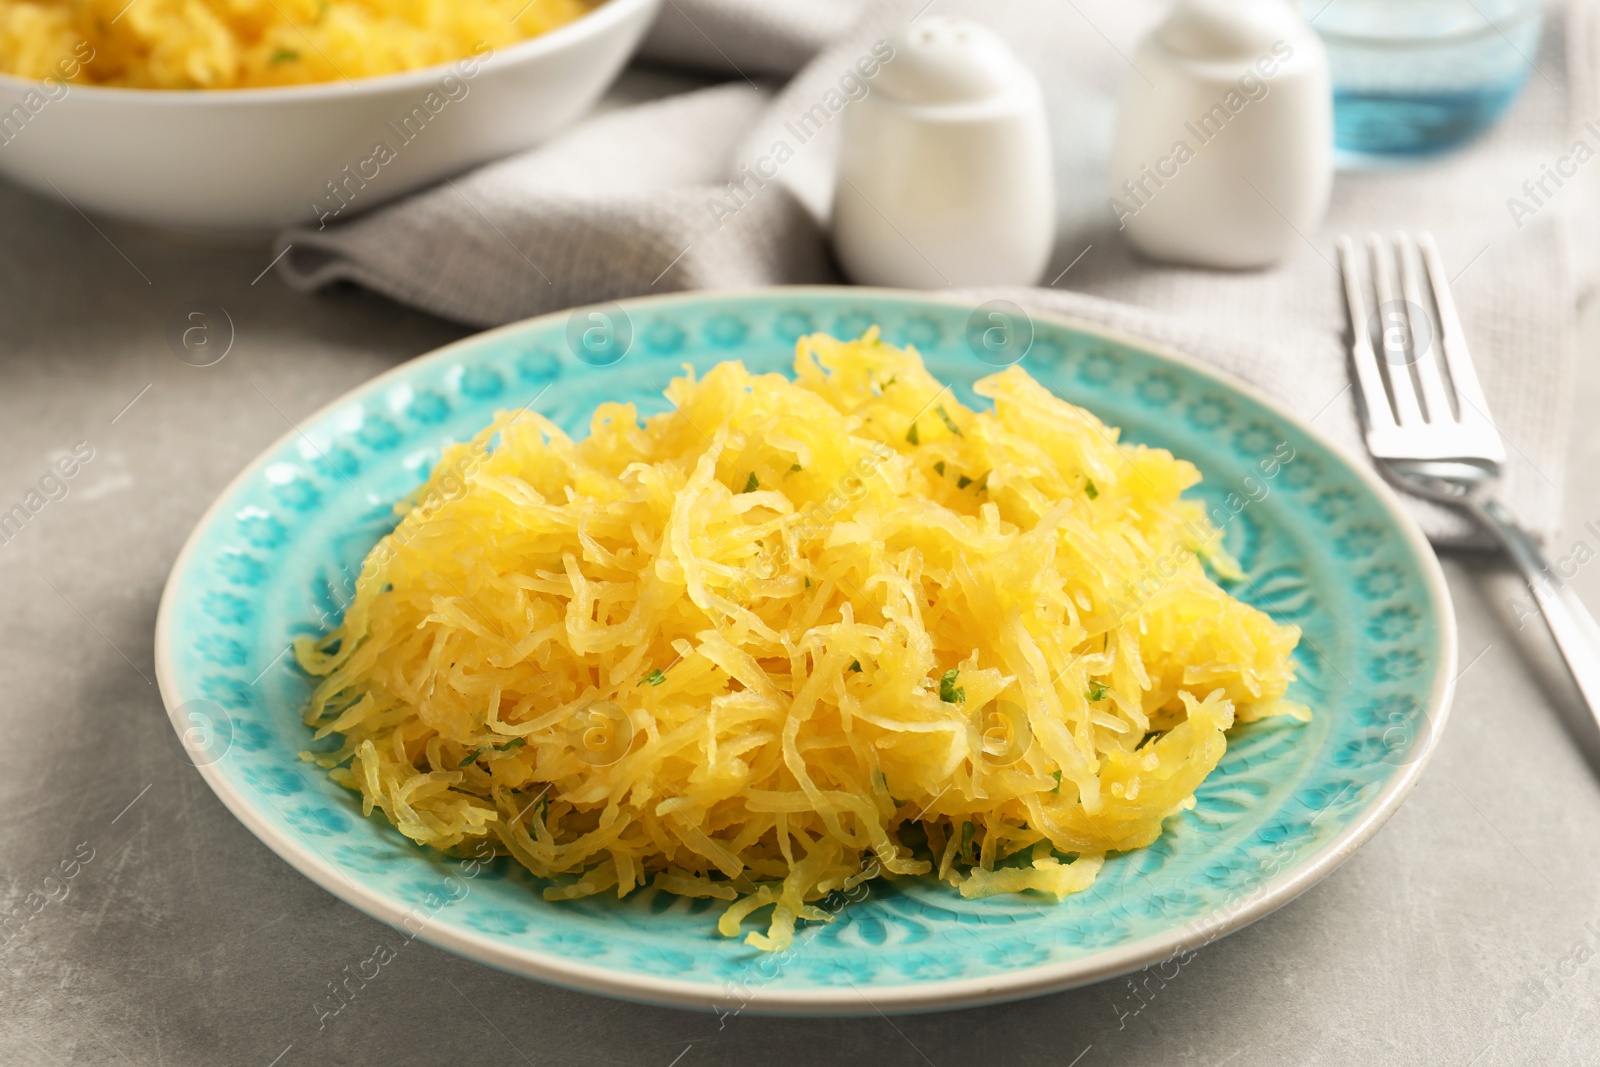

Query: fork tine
[1337,236,1397,434]
[1367,233,1426,426]
[1395,232,1458,423]
[1416,232,1496,421]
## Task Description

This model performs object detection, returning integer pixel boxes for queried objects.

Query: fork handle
[1468,498,1600,718]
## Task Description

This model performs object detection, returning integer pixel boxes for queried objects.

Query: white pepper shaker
[1109,0,1331,269]
[831,16,1055,289]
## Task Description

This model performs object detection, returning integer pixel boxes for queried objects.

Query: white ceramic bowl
[0,0,659,235]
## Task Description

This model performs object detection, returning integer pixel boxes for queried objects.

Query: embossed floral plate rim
[154,287,1456,1015]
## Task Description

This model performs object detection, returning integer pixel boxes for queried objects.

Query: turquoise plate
[154,288,1455,1014]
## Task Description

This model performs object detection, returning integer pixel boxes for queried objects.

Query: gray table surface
[6,79,1600,1067]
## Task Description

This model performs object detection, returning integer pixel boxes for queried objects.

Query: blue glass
[1306,0,1545,157]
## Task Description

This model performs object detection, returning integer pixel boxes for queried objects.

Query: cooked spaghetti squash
[0,0,596,89]
[295,329,1306,951]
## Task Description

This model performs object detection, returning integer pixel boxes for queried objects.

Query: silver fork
[1338,231,1600,722]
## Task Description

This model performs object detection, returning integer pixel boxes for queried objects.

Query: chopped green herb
[741,472,759,493]
[639,669,667,686]
[270,48,299,64]
[1087,682,1108,701]
[804,576,811,589]
[849,659,862,673]
[936,404,963,436]
[939,668,965,703]
[957,474,972,489]
[1085,478,1099,499]
[906,422,920,446]
[463,736,527,765]
[534,794,549,821]
[959,819,977,863]
[934,461,945,476]
[789,463,802,472]
[1050,770,1062,794]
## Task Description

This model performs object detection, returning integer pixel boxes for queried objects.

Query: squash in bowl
[0,0,659,234]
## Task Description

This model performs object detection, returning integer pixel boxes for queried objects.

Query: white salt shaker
[1109,0,1331,269]
[831,17,1055,289]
